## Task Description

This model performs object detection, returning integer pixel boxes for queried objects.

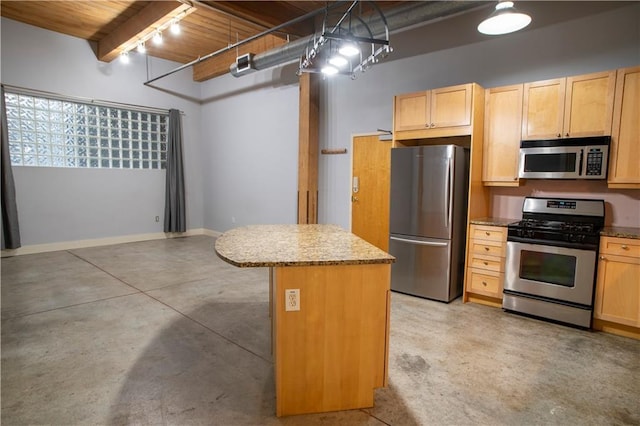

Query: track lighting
[478,1,532,35]
[321,64,339,75]
[114,5,194,65]
[170,19,181,35]
[298,2,391,79]
[153,30,163,45]
[338,41,360,57]
[329,54,348,68]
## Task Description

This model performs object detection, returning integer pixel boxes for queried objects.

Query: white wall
[1,18,203,246]
[198,66,300,232]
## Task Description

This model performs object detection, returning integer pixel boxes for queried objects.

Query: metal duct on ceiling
[229,1,479,77]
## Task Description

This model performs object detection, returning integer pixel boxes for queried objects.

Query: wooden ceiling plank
[97,1,195,63]
[192,33,287,81]
[209,1,322,37]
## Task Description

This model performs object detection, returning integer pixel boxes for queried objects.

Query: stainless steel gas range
[503,197,605,328]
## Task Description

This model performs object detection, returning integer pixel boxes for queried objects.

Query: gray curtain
[1,85,21,249]
[164,109,186,233]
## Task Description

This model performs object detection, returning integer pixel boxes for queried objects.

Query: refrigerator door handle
[390,236,448,247]
[446,157,453,227]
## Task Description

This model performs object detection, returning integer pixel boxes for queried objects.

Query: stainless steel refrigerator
[389,144,469,302]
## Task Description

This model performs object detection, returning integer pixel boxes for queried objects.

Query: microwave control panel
[585,148,604,176]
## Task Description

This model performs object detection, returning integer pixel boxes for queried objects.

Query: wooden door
[351,134,392,251]
[483,84,523,185]
[431,83,472,128]
[393,91,428,131]
[522,78,565,140]
[608,66,640,188]
[564,71,616,138]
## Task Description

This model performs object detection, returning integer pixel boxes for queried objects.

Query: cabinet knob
[430,123,435,128]
[557,133,561,137]
[483,261,489,266]
[482,281,487,286]
[565,133,570,137]
[485,231,491,236]
[621,245,629,250]
[599,255,606,260]
[484,247,490,251]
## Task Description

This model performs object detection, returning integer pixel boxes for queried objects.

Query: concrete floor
[1,235,639,425]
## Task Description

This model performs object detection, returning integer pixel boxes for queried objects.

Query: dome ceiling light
[478,1,532,36]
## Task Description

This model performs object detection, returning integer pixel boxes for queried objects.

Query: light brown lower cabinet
[593,236,640,340]
[463,224,507,307]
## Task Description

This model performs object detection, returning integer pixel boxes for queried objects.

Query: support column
[297,72,320,224]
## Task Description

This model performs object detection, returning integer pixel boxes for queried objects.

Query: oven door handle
[507,236,597,251]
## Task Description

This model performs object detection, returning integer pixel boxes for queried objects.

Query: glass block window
[4,91,168,169]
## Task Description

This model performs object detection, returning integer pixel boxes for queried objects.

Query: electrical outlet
[285,289,300,312]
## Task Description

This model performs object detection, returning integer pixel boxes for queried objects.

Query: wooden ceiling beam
[97,1,195,63]
[192,33,287,81]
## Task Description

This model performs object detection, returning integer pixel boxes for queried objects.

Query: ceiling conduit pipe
[229,1,480,77]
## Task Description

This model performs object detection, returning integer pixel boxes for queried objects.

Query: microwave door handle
[578,149,584,176]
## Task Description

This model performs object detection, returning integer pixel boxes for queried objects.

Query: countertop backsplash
[490,180,640,227]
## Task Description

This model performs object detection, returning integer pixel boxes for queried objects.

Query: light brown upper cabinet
[608,65,640,189]
[483,84,523,186]
[522,71,616,140]
[394,84,473,140]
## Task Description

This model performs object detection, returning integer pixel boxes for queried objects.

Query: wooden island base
[272,263,390,416]
[214,224,395,417]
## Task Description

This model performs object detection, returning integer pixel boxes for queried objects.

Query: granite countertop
[215,224,396,268]
[600,226,640,239]
[470,217,519,227]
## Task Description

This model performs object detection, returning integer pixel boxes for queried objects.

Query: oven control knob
[568,234,585,243]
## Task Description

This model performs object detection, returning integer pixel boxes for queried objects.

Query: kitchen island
[214,224,395,417]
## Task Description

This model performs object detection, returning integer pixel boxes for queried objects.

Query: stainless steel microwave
[518,136,610,179]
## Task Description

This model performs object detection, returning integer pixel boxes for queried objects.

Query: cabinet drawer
[469,254,504,273]
[470,240,504,257]
[468,268,503,297]
[470,225,506,242]
[600,237,640,258]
